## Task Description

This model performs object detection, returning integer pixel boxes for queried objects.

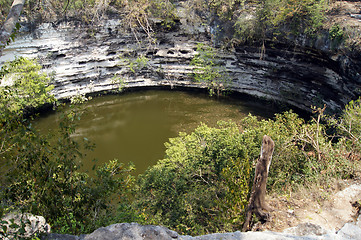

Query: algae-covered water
[34,90,276,174]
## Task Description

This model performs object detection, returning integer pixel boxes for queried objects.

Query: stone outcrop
[43,220,361,240]
[293,184,361,233]
[0,11,360,113]
[1,212,51,239]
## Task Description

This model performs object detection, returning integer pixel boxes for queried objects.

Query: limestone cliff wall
[0,16,360,113]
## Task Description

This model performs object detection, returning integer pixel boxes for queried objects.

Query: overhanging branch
[0,0,25,56]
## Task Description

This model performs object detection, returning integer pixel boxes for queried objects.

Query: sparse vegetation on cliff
[1,0,358,49]
[190,43,230,96]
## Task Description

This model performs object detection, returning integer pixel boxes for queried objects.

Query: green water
[34,90,276,174]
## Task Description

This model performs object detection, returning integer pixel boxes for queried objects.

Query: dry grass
[252,178,361,232]
[326,0,361,50]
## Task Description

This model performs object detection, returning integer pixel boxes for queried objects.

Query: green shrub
[326,98,361,178]
[1,106,138,234]
[190,43,231,97]
[135,113,311,235]
[135,107,361,235]
[239,111,309,189]
[336,98,361,149]
[0,57,55,120]
[128,55,150,73]
[0,58,137,235]
[234,0,329,42]
[329,24,344,47]
[136,122,251,235]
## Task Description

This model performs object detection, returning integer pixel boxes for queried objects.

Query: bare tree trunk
[0,0,25,56]
[242,135,274,232]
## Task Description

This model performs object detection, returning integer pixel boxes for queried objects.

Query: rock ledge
[44,220,361,240]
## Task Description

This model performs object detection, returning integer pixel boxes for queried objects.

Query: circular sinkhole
[34,89,281,175]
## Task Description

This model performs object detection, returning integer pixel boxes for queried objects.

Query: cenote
[34,89,281,175]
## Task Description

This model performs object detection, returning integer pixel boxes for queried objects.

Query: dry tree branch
[0,0,25,56]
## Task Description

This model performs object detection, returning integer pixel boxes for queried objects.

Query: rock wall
[0,14,360,113]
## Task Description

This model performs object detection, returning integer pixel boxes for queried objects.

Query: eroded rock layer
[1,17,360,113]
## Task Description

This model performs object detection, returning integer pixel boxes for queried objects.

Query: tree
[0,0,25,56]
[190,43,231,97]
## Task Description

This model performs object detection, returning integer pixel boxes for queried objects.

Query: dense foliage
[0,58,136,238]
[0,57,54,120]
[135,107,361,235]
[190,43,230,96]
[135,122,251,234]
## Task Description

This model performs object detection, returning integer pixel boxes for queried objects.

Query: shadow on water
[33,89,300,175]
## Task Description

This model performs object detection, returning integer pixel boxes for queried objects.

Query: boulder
[337,222,361,240]
[43,221,361,240]
[283,223,329,236]
[1,212,50,239]
[82,222,179,240]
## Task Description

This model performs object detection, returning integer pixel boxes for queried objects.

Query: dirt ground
[252,178,361,233]
[326,0,361,48]
[326,0,361,27]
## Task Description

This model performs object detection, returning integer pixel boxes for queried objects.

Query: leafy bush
[239,111,309,189]
[1,105,137,235]
[136,122,252,235]
[135,107,361,235]
[241,107,361,189]
[326,98,361,178]
[128,55,150,73]
[190,43,231,97]
[1,105,137,234]
[234,0,329,42]
[0,58,137,235]
[135,113,309,235]
[337,98,361,151]
[0,57,55,120]
[329,24,344,48]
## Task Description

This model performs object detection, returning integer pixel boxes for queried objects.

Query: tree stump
[242,135,274,232]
